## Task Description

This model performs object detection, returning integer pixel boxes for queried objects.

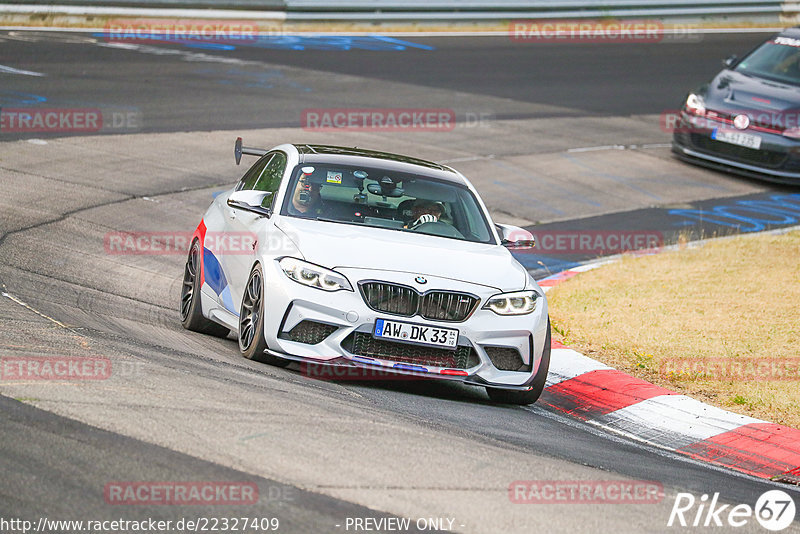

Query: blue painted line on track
[668,193,800,233]
[91,34,435,52]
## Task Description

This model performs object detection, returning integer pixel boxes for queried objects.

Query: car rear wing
[234,137,267,165]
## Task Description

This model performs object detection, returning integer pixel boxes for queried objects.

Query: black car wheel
[180,239,230,338]
[238,264,289,367]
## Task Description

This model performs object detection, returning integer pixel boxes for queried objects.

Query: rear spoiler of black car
[234,137,267,165]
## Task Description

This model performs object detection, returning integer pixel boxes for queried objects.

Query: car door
[222,151,288,316]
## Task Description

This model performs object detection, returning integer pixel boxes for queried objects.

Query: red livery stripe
[191,219,207,282]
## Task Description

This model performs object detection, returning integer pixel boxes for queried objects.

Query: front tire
[486,319,551,405]
[238,264,289,367]
[180,239,230,338]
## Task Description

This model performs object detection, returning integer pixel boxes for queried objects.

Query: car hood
[275,217,528,292]
[703,70,800,120]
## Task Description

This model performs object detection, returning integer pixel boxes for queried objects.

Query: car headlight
[685,93,706,116]
[483,290,539,315]
[278,257,352,292]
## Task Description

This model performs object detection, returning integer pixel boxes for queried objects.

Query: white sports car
[181,140,551,404]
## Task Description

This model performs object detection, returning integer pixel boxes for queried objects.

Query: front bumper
[672,112,800,185]
[261,263,549,389]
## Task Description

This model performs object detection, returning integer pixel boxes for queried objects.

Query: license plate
[373,318,458,349]
[712,129,762,150]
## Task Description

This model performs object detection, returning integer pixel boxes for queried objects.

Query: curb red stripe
[676,423,800,479]
[540,369,676,420]
[545,347,613,388]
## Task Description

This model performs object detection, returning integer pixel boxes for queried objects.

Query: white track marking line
[567,143,673,153]
[567,144,626,153]
[1,291,70,328]
[0,64,45,76]
[438,155,495,163]
[640,143,672,149]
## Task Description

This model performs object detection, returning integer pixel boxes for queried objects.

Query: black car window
[736,37,800,85]
[236,152,287,209]
[237,154,273,191]
[253,152,287,197]
[280,163,495,244]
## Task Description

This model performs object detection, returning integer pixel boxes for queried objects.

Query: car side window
[253,152,287,199]
[237,154,273,191]
[235,152,287,209]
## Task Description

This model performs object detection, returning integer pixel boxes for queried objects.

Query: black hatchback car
[673,27,800,184]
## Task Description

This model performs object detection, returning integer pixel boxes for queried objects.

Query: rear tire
[238,264,290,367]
[486,318,551,405]
[180,239,230,338]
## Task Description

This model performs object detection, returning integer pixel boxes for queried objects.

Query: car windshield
[735,36,800,85]
[280,163,495,244]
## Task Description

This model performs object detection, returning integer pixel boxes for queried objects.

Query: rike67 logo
[668,490,796,531]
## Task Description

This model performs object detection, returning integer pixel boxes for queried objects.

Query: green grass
[548,230,800,429]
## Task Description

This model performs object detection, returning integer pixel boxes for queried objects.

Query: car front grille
[359,282,479,322]
[690,134,787,168]
[360,282,419,316]
[280,320,337,345]
[343,332,479,369]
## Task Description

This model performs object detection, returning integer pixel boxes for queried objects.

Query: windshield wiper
[314,216,353,224]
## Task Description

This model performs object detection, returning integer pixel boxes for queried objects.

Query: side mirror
[496,224,535,250]
[227,190,273,217]
[366,183,404,197]
[722,55,738,69]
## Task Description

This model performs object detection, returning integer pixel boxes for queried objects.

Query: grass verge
[547,229,800,429]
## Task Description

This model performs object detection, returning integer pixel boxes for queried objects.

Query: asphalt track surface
[0,31,773,132]
[1,30,799,533]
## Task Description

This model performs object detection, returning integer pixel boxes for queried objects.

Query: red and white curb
[538,258,800,483]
